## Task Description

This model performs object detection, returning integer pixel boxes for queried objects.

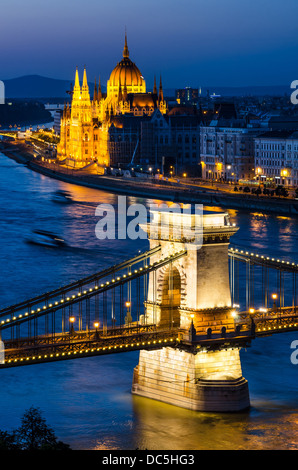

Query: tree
[0,430,18,450]
[14,406,70,451]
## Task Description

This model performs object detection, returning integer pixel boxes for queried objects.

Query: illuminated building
[200,104,264,182]
[57,34,167,170]
[254,130,298,186]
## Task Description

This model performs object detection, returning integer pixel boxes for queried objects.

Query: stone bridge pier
[132,206,250,412]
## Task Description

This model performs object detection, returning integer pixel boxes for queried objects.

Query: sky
[1,0,298,89]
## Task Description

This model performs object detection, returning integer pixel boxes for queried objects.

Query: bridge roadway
[1,324,180,368]
[2,307,298,368]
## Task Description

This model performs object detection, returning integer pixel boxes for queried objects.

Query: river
[0,152,298,450]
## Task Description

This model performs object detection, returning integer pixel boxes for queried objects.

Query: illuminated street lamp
[94,321,100,340]
[125,301,132,326]
[69,316,75,335]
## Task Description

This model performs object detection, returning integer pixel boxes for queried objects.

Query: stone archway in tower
[160,266,181,328]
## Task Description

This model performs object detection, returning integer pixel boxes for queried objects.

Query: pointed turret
[98,75,102,101]
[81,66,91,103]
[74,67,80,89]
[158,75,164,103]
[123,30,129,58]
[153,75,157,95]
[93,77,98,102]
[72,67,81,103]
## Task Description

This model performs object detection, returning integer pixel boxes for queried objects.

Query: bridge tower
[132,206,250,412]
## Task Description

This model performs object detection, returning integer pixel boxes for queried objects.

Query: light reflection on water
[0,152,298,450]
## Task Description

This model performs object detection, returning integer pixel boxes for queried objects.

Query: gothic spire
[81,66,90,102]
[93,77,98,102]
[74,66,80,90]
[123,30,129,58]
[153,75,157,95]
[82,66,88,89]
[72,67,81,103]
[158,75,164,102]
[98,75,102,101]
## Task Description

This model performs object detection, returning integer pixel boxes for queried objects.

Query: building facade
[254,130,298,187]
[57,35,167,170]
[200,126,260,182]
[176,87,199,106]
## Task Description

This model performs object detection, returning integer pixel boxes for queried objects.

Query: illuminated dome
[107,34,146,97]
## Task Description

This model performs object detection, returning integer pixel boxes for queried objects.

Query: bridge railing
[0,248,187,347]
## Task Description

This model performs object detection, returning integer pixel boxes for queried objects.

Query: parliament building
[57,35,203,175]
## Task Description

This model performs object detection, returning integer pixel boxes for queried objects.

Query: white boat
[26,230,66,248]
[52,190,73,204]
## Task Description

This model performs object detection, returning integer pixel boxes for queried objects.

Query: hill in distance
[3,75,96,99]
[2,75,290,99]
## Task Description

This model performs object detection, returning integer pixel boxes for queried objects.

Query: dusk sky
[1,0,298,89]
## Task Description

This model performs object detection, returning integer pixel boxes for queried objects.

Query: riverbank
[2,141,298,216]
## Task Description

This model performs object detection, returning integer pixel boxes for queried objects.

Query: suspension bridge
[0,208,297,411]
[0,229,297,368]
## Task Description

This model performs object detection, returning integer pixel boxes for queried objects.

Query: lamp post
[94,322,100,340]
[272,293,278,314]
[125,301,132,326]
[69,316,75,336]
[209,170,213,186]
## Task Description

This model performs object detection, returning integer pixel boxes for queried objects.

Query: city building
[53,109,62,136]
[254,130,298,187]
[200,103,265,182]
[57,34,167,170]
[176,87,199,106]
